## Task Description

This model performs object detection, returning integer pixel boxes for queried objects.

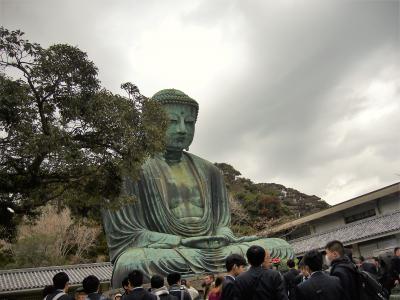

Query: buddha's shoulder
[142,152,220,173]
[184,152,221,172]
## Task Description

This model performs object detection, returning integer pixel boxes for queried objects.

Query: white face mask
[325,255,332,266]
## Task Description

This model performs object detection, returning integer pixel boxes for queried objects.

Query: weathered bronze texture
[102,89,293,287]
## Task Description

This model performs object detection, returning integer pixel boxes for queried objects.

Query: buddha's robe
[102,152,293,287]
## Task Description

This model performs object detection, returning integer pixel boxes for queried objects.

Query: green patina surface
[102,89,294,288]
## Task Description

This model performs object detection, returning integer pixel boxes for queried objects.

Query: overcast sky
[1,0,399,205]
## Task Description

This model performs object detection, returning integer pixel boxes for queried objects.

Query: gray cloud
[1,0,399,204]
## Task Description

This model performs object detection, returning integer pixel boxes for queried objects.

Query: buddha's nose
[177,118,187,134]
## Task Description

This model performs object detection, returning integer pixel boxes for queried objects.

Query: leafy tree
[0,27,168,236]
[214,162,241,185]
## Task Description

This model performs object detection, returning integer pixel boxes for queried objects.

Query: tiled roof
[0,262,112,293]
[268,182,400,235]
[290,210,400,255]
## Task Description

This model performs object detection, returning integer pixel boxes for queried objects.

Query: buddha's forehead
[163,103,197,118]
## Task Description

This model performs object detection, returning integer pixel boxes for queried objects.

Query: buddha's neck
[164,150,183,163]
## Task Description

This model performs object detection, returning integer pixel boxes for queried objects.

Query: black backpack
[333,264,389,300]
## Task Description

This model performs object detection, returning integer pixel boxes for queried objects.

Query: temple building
[269,182,400,258]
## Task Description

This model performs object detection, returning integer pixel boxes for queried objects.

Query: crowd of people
[43,240,400,300]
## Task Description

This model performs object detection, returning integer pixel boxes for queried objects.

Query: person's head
[128,270,144,288]
[114,293,122,300]
[372,257,380,267]
[298,258,310,278]
[325,240,345,265]
[82,275,100,294]
[344,248,354,263]
[151,274,165,289]
[167,272,181,286]
[225,254,247,276]
[152,89,198,153]
[302,250,323,273]
[181,279,187,287]
[286,259,296,269]
[246,245,266,267]
[74,287,86,300]
[53,272,70,291]
[394,247,400,257]
[361,262,378,275]
[204,274,214,284]
[122,277,129,292]
[214,276,224,288]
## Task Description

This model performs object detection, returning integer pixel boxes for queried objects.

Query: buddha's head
[152,89,199,153]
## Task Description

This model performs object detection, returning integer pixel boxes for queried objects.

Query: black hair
[128,270,144,288]
[246,245,266,267]
[325,240,345,257]
[82,275,100,294]
[151,274,164,289]
[122,277,129,288]
[361,262,378,275]
[167,272,181,286]
[214,276,223,288]
[394,247,400,254]
[53,272,69,290]
[286,259,295,268]
[225,254,247,272]
[344,248,354,263]
[303,250,323,272]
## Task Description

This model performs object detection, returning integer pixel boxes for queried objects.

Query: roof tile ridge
[0,262,112,274]
[290,209,400,243]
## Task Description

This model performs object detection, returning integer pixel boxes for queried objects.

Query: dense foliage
[0,27,168,238]
[215,163,330,235]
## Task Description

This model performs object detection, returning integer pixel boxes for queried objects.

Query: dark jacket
[330,257,359,300]
[391,256,400,280]
[235,266,288,300]
[123,287,157,300]
[152,286,178,300]
[45,290,73,300]
[86,292,111,300]
[169,284,191,300]
[296,271,344,300]
[283,269,300,300]
[383,256,400,291]
[221,275,237,300]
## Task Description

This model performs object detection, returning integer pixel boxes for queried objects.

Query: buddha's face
[164,103,197,151]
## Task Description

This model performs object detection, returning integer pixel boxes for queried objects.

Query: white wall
[378,193,400,214]
[312,213,345,234]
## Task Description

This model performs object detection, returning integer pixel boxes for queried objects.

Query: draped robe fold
[102,152,293,287]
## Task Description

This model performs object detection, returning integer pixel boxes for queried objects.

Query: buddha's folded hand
[180,235,230,249]
[146,232,182,248]
[231,235,259,243]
